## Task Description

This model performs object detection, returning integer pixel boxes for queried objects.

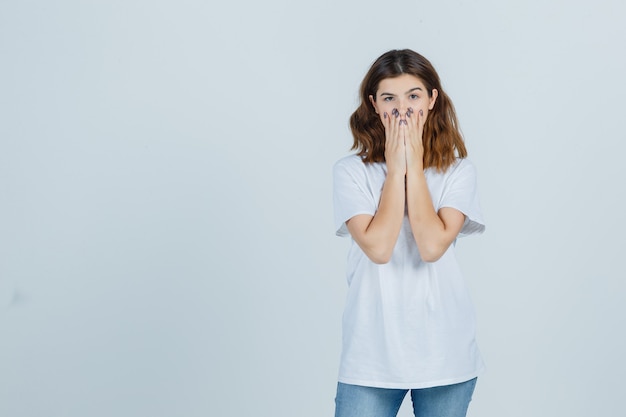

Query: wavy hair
[350,49,467,172]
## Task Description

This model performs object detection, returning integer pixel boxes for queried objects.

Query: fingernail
[392,108,399,117]
[408,108,414,114]
[384,112,387,119]
[399,120,407,126]
[406,111,411,118]
[419,109,423,116]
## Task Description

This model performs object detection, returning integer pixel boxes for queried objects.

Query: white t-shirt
[333,155,486,389]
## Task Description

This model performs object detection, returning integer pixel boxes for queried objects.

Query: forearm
[406,168,454,262]
[348,173,405,264]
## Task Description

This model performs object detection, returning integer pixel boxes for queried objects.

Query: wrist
[406,160,424,173]
[406,165,425,179]
[386,170,406,181]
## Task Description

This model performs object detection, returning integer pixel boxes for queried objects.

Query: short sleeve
[333,157,378,237]
[439,159,486,237]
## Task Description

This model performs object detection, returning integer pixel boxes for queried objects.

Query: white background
[1,1,625,416]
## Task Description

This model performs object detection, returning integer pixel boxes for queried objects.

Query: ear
[428,89,439,110]
[368,94,379,114]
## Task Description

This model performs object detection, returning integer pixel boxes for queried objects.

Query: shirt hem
[336,210,376,237]
[337,366,485,389]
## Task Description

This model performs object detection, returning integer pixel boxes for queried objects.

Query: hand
[403,107,426,171]
[382,108,407,177]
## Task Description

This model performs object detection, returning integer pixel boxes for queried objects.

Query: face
[369,74,438,122]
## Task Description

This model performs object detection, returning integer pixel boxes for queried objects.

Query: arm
[346,172,405,264]
[346,110,407,264]
[404,109,465,262]
[405,171,465,262]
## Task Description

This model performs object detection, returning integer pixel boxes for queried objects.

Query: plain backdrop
[1,0,625,416]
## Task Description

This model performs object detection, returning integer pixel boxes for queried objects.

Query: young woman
[333,49,485,417]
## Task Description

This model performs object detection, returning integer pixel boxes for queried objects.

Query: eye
[383,96,394,102]
[409,94,419,100]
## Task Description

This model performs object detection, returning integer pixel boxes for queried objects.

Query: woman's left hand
[403,108,426,171]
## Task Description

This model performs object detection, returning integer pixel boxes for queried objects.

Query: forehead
[377,74,426,93]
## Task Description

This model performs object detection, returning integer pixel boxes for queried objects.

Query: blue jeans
[334,378,477,417]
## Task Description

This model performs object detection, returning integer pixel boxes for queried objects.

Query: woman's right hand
[347,108,407,264]
[382,109,407,177]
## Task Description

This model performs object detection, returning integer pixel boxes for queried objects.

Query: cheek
[410,103,430,120]
[406,99,428,113]
[419,100,431,111]
[377,102,394,112]
[373,103,391,118]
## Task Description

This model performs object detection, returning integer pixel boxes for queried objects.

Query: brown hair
[349,49,467,172]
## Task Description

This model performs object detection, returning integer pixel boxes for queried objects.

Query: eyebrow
[379,87,423,96]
